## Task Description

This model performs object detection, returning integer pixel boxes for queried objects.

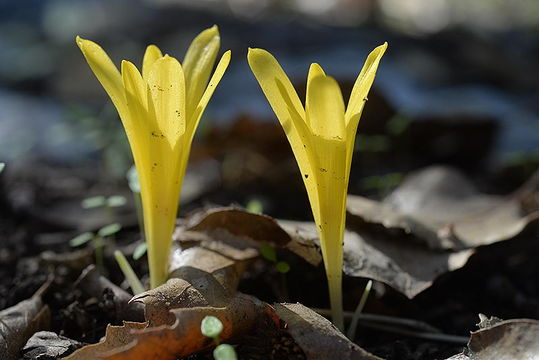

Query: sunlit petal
[147,55,186,145]
[306,74,345,139]
[76,36,127,120]
[248,48,321,223]
[345,42,387,128]
[142,45,163,80]
[183,25,220,116]
[187,50,231,145]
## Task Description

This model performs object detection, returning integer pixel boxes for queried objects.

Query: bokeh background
[1,0,539,221]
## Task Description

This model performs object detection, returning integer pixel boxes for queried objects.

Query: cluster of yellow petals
[248,43,387,330]
[77,26,231,288]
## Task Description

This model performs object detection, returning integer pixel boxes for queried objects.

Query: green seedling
[259,243,290,274]
[201,316,238,360]
[70,223,122,274]
[133,242,147,261]
[360,172,403,197]
[114,250,145,295]
[81,195,126,225]
[259,242,290,301]
[245,198,264,214]
[347,280,373,340]
[386,114,410,136]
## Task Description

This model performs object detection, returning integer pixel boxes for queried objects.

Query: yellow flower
[248,43,386,330]
[77,26,231,288]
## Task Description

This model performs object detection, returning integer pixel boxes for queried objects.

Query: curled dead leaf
[75,265,144,322]
[65,294,277,360]
[446,318,539,360]
[177,207,321,265]
[347,166,539,250]
[274,303,382,360]
[0,281,51,360]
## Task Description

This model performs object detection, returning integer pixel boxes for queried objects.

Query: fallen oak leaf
[347,166,539,250]
[0,280,51,360]
[133,239,258,326]
[75,294,277,360]
[176,207,472,298]
[22,331,83,359]
[180,206,321,265]
[61,322,147,360]
[273,303,382,360]
[105,294,276,360]
[280,220,473,298]
[446,318,539,360]
[75,265,144,323]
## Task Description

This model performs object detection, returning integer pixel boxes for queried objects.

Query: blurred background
[0,0,538,225]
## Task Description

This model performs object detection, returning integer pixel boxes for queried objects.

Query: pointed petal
[248,48,322,223]
[76,36,127,119]
[142,45,163,80]
[305,63,325,129]
[182,25,220,116]
[147,55,186,145]
[306,63,325,97]
[247,48,306,124]
[121,60,151,168]
[186,50,231,145]
[306,74,345,139]
[344,43,387,186]
[345,43,387,128]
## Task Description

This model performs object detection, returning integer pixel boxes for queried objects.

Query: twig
[313,308,441,333]
[360,322,469,345]
[347,280,372,339]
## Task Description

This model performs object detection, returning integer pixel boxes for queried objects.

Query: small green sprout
[360,172,403,197]
[259,242,290,274]
[245,198,264,214]
[81,195,126,209]
[347,280,373,340]
[386,114,410,136]
[69,223,122,274]
[114,250,145,295]
[259,242,290,301]
[81,195,126,227]
[201,316,238,360]
[133,242,147,261]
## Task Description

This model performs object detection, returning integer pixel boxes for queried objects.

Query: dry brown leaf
[347,166,539,250]
[281,220,473,298]
[178,207,321,265]
[75,265,144,322]
[446,318,539,360]
[274,303,382,360]
[175,207,472,298]
[64,294,276,360]
[61,322,147,360]
[0,281,51,360]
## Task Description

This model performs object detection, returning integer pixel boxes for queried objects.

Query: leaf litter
[18,165,539,359]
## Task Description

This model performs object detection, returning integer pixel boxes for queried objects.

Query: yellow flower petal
[186,50,231,145]
[121,60,151,168]
[248,48,320,223]
[76,36,127,120]
[147,55,186,146]
[305,74,345,139]
[345,42,387,128]
[182,25,220,116]
[142,45,163,80]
